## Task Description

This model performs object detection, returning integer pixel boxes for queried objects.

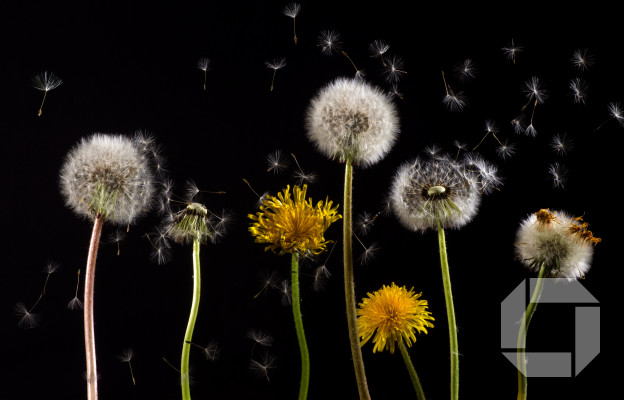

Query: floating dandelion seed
[354,236,379,266]
[548,162,568,189]
[511,115,526,134]
[356,211,381,235]
[250,351,276,382]
[247,329,274,353]
[473,119,502,151]
[32,71,63,116]
[368,39,390,66]
[312,264,332,292]
[521,76,547,136]
[571,49,594,71]
[496,139,516,160]
[68,269,84,311]
[15,302,39,329]
[108,229,127,256]
[290,153,317,185]
[185,340,220,361]
[455,58,476,82]
[266,149,288,174]
[279,279,292,306]
[441,70,466,112]
[453,140,467,159]
[317,30,342,55]
[594,102,624,132]
[551,133,574,155]
[383,55,407,83]
[389,83,404,100]
[197,58,210,91]
[265,57,286,92]
[570,77,589,104]
[283,3,301,44]
[502,39,522,64]
[118,349,136,386]
[253,269,279,298]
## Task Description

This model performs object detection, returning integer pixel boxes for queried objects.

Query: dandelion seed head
[390,153,486,232]
[306,77,400,167]
[357,283,434,354]
[60,133,157,225]
[515,209,599,280]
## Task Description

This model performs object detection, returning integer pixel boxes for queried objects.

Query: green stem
[437,222,458,400]
[343,159,372,400]
[517,263,548,400]
[291,253,310,400]
[398,339,426,400]
[84,213,104,400]
[181,239,202,400]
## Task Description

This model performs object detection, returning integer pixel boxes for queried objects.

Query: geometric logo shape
[500,278,600,377]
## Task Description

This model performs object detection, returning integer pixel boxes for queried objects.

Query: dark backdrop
[0,1,617,399]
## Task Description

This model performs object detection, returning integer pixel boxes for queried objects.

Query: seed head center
[427,185,447,197]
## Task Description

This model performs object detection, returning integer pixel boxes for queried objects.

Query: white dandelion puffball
[305,77,399,167]
[515,209,597,280]
[390,153,497,232]
[60,133,156,225]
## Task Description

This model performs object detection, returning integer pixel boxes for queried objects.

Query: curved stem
[291,253,310,400]
[343,159,371,400]
[437,222,458,400]
[181,239,202,400]
[398,339,426,400]
[517,263,548,400]
[84,214,104,400]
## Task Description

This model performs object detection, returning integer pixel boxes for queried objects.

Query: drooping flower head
[166,202,214,245]
[357,283,434,354]
[305,77,400,167]
[248,185,341,255]
[60,133,157,225]
[515,209,600,280]
[390,152,500,232]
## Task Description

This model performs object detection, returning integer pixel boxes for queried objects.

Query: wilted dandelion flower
[248,185,341,255]
[357,283,434,354]
[305,77,399,167]
[32,71,63,116]
[60,133,156,225]
[390,153,490,232]
[515,209,600,280]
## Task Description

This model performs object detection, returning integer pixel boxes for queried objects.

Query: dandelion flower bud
[515,209,600,280]
[305,77,399,167]
[390,153,497,232]
[60,133,156,225]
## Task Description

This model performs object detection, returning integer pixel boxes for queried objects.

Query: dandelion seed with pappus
[32,71,62,116]
[249,184,341,400]
[390,150,500,400]
[514,209,600,400]
[358,283,434,399]
[60,132,159,400]
[305,77,399,400]
[283,3,301,44]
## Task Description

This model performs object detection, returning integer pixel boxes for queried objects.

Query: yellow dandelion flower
[248,184,342,255]
[357,283,434,354]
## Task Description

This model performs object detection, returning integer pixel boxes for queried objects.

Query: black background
[0,1,618,399]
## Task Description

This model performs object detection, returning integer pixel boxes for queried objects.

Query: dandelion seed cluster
[248,185,341,255]
[60,133,156,225]
[390,152,500,232]
[357,283,434,354]
[305,77,399,167]
[515,209,600,280]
